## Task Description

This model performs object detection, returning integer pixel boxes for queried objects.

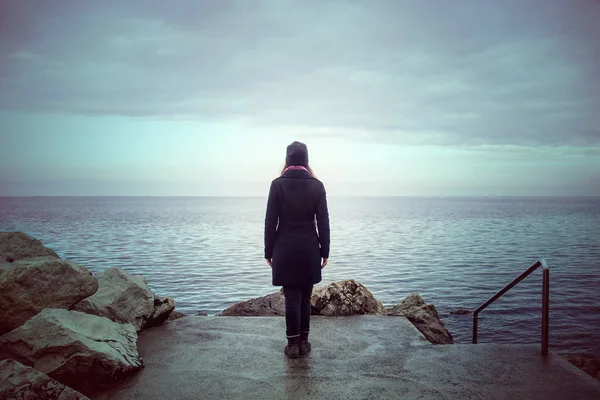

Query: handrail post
[541,267,549,355]
[472,259,550,355]
[472,313,478,344]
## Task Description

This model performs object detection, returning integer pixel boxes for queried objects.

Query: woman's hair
[280,163,316,178]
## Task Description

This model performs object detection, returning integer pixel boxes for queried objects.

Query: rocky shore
[0,232,176,399]
[2,232,598,398]
[221,279,454,345]
[219,281,600,383]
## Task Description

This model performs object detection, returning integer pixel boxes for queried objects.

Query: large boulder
[72,267,174,331]
[0,359,90,400]
[0,232,60,265]
[0,257,98,335]
[0,308,143,392]
[221,290,285,316]
[311,280,384,316]
[384,293,454,344]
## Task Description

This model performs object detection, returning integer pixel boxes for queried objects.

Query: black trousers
[282,285,313,338]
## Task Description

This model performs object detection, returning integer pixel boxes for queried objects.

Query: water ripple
[1,196,599,356]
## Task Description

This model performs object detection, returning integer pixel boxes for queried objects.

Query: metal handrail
[472,259,550,355]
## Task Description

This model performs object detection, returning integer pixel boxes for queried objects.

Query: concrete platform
[88,316,600,400]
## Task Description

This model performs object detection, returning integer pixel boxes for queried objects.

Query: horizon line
[1,195,599,199]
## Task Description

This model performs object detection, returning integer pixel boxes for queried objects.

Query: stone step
[88,316,600,400]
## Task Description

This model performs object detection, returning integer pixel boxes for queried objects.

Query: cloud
[1,0,599,146]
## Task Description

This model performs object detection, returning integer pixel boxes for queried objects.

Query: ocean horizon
[4,195,600,198]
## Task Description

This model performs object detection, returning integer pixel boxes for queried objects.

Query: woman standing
[264,141,330,358]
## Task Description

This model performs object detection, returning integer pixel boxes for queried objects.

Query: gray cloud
[1,0,599,146]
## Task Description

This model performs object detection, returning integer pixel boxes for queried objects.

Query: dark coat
[264,169,330,287]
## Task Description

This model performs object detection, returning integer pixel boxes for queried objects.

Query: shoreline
[1,230,599,398]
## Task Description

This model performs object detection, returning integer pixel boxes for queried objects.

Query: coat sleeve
[316,183,330,258]
[264,180,279,259]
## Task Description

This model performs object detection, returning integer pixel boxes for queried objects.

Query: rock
[0,308,143,392]
[72,267,174,331]
[384,293,454,344]
[0,359,90,400]
[311,280,383,316]
[0,257,98,335]
[0,232,60,266]
[167,311,187,320]
[221,290,285,316]
[145,296,176,328]
[221,280,383,317]
[450,309,472,315]
[195,312,207,317]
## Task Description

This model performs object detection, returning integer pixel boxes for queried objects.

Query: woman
[264,141,330,359]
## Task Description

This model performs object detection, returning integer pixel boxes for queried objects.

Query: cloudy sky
[1,0,599,196]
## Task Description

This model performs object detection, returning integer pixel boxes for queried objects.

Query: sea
[1,196,599,356]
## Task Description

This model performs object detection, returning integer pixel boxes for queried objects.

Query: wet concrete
[89,316,600,400]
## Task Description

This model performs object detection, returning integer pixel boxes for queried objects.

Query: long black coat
[264,169,330,287]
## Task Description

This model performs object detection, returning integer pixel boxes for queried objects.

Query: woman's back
[264,140,330,358]
[273,169,325,233]
[265,166,329,287]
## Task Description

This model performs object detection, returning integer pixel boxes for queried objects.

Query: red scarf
[283,165,310,174]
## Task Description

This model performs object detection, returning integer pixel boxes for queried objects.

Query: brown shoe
[284,344,300,358]
[299,341,311,356]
